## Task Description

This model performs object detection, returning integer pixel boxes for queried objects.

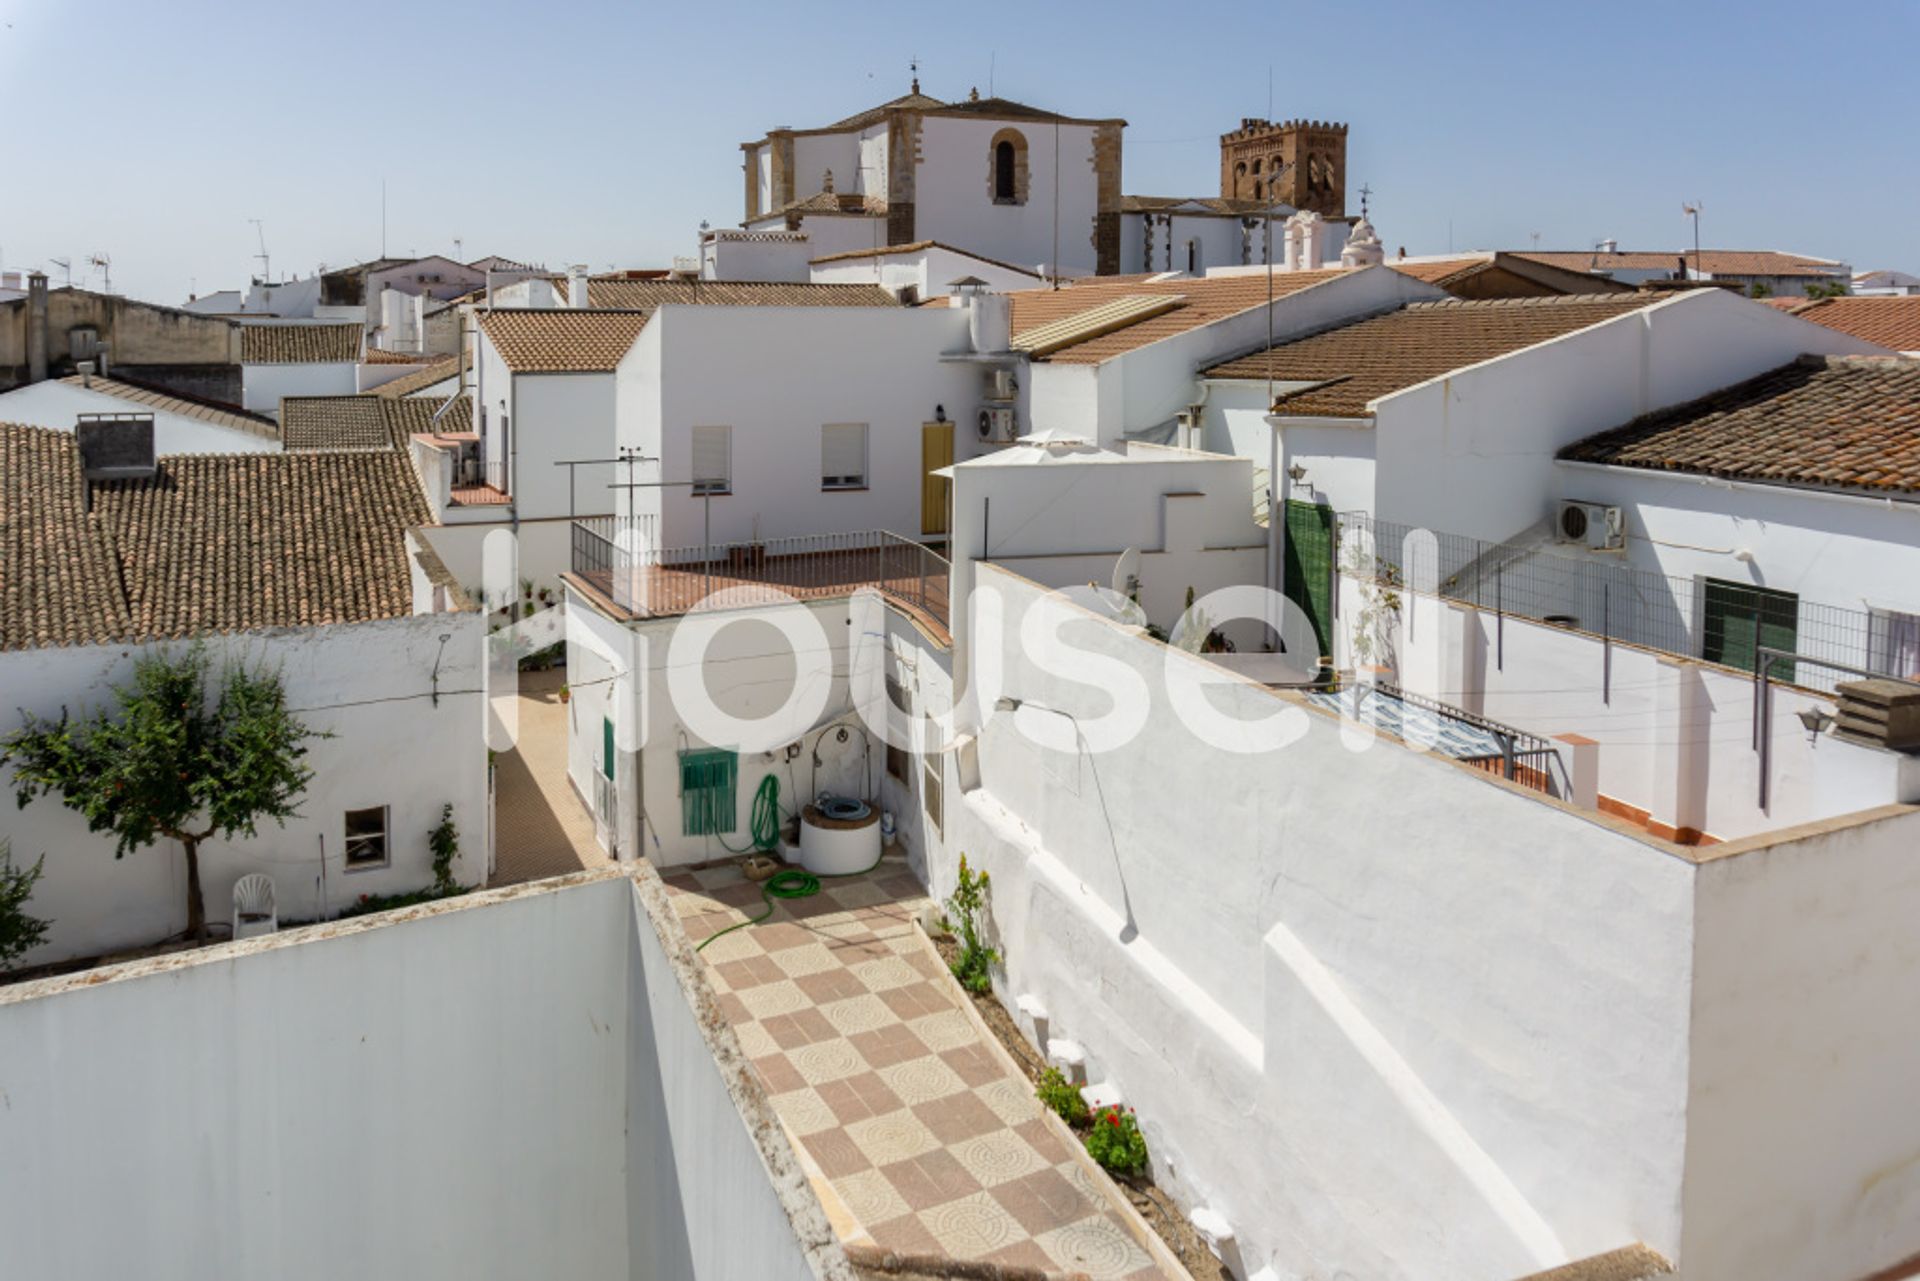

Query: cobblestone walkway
[663,855,1169,1280]
[490,668,610,887]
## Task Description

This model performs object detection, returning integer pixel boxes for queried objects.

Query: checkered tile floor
[662,855,1168,1280]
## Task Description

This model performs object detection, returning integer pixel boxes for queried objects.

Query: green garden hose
[712,773,784,855]
[693,776,887,953]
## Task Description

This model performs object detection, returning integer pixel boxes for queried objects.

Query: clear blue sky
[2,0,1913,303]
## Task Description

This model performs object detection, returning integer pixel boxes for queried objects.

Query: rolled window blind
[822,423,866,488]
[691,425,729,493]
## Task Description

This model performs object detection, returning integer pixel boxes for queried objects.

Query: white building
[1853,268,1920,295]
[718,82,1125,281]
[1515,247,1852,298]
[238,321,364,414]
[0,370,279,454]
[0,420,486,966]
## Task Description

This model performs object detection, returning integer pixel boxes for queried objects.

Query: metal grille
[1339,512,1883,693]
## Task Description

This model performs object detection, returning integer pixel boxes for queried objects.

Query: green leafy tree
[1,650,319,941]
[1803,279,1849,300]
[0,841,52,971]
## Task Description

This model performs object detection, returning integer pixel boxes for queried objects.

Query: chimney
[75,414,157,482]
[568,263,590,309]
[27,270,49,383]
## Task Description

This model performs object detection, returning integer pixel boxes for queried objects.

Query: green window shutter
[1284,500,1336,658]
[1702,579,1798,680]
[602,718,616,780]
[679,749,738,836]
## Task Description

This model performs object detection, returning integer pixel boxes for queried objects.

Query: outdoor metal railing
[570,520,950,633]
[1339,512,1888,694]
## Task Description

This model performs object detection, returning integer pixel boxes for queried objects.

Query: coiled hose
[694,775,884,953]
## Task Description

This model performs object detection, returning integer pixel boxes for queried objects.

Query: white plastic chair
[232,874,277,940]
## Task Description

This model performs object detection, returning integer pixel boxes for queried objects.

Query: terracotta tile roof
[281,394,467,451]
[281,396,389,450]
[1775,295,1920,352]
[808,240,1043,279]
[239,322,364,364]
[1388,256,1491,284]
[363,347,440,364]
[0,423,133,650]
[476,309,652,373]
[1515,250,1845,279]
[1120,194,1280,217]
[54,374,278,441]
[1006,268,1349,364]
[1204,294,1654,417]
[0,422,432,651]
[371,355,462,398]
[1560,356,1920,494]
[582,279,898,310]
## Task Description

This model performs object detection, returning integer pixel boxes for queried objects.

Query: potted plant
[558,684,571,705]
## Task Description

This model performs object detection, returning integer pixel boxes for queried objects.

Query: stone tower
[1219,118,1348,218]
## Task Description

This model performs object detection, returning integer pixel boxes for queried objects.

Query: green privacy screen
[602,718,616,780]
[680,749,737,836]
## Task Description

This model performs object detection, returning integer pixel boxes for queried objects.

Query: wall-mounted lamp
[1288,462,1310,491]
[1796,706,1834,743]
[935,404,946,423]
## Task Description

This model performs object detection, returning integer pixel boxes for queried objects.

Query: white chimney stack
[568,263,590,310]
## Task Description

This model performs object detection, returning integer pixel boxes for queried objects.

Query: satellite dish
[1111,547,1141,599]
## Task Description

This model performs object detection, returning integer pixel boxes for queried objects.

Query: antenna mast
[248,219,271,283]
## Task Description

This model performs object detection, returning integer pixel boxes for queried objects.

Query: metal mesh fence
[1338,512,1886,694]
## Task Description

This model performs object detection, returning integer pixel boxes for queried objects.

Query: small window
[691,424,731,495]
[887,743,910,783]
[344,806,389,868]
[822,423,867,490]
[922,761,943,835]
[994,141,1016,202]
[1186,239,1199,274]
[1869,607,1920,679]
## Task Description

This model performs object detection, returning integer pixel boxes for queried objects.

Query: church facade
[704,84,1354,284]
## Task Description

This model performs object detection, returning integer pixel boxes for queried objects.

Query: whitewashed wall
[1681,807,1920,1281]
[0,612,488,965]
[619,304,981,548]
[913,117,1101,275]
[942,562,1699,1279]
[1553,460,1920,640]
[1368,290,1886,547]
[241,361,359,414]
[1343,580,1920,842]
[511,372,618,520]
[948,445,1268,636]
[0,874,828,1281]
[0,379,278,454]
[809,245,1041,296]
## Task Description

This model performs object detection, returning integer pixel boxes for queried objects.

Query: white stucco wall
[1368,290,1887,547]
[0,873,828,1281]
[912,116,1102,276]
[241,360,359,414]
[940,562,1699,1279]
[0,379,278,454]
[1681,807,1920,1281]
[617,304,980,547]
[0,611,488,965]
[510,372,617,520]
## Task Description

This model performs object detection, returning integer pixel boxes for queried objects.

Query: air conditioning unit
[1556,500,1625,551]
[976,406,1015,443]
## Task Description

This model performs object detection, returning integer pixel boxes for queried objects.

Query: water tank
[970,292,1012,354]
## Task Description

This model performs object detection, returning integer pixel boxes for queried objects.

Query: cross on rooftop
[1359,183,1373,219]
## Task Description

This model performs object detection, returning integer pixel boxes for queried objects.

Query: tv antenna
[87,252,113,294]
[248,219,271,283]
[1682,201,1703,279]
[49,256,72,287]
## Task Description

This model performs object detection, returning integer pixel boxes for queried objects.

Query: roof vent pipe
[569,263,590,310]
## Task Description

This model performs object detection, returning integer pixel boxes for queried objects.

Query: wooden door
[921,422,954,536]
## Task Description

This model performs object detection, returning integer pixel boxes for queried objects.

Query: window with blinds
[691,425,730,495]
[822,422,867,490]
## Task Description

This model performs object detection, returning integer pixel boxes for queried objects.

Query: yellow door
[921,422,953,536]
